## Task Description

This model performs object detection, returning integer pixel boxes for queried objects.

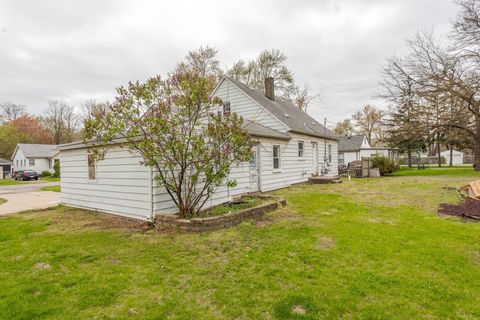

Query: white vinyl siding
[213,79,288,133]
[257,134,338,192]
[152,161,251,214]
[60,147,152,221]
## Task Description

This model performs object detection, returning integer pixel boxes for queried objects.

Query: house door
[249,145,260,192]
[312,142,318,176]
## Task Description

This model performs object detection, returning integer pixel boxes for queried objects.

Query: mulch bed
[439,198,480,220]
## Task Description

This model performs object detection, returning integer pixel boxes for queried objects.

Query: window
[16,160,18,167]
[250,150,257,168]
[223,102,231,115]
[29,159,35,166]
[273,145,280,169]
[338,153,344,164]
[328,145,332,163]
[88,154,96,180]
[298,141,304,158]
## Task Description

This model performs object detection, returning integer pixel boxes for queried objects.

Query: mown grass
[1,168,480,319]
[40,186,61,192]
[40,177,60,182]
[0,198,5,205]
[0,179,22,186]
[395,165,478,177]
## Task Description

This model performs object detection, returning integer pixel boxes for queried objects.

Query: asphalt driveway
[0,182,61,215]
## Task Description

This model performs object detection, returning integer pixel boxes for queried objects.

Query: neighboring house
[11,144,59,174]
[0,158,12,179]
[58,77,338,221]
[338,135,399,165]
[440,149,464,165]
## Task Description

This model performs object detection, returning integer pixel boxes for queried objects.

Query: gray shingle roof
[243,120,290,140]
[226,77,336,140]
[338,135,365,152]
[0,157,11,165]
[17,144,58,158]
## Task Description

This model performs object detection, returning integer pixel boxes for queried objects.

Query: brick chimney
[264,77,275,101]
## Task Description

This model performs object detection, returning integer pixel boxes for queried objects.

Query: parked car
[14,170,39,181]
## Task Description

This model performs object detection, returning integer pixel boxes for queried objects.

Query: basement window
[273,145,281,169]
[88,154,96,180]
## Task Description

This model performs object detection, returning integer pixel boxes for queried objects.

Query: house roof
[15,144,58,159]
[243,120,290,140]
[59,120,291,151]
[338,135,365,152]
[0,157,11,165]
[224,77,337,140]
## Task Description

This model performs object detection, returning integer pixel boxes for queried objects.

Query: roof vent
[284,113,289,118]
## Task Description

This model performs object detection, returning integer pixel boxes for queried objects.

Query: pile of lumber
[459,180,480,200]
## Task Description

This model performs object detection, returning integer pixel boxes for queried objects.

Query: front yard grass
[40,185,61,192]
[0,198,5,205]
[1,167,480,319]
[40,177,60,182]
[0,179,23,186]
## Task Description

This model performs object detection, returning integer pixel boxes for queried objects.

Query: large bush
[372,156,399,176]
[41,170,51,177]
[53,161,60,178]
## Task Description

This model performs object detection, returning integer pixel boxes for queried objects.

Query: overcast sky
[0,0,458,124]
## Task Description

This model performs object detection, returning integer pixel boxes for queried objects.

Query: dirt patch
[292,305,306,315]
[254,210,299,227]
[438,198,480,221]
[53,209,152,232]
[317,236,335,250]
[34,262,51,270]
[472,251,480,265]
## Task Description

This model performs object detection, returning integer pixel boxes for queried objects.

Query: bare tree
[227,49,296,98]
[334,119,354,137]
[292,85,320,112]
[352,105,384,145]
[0,102,26,122]
[42,100,80,144]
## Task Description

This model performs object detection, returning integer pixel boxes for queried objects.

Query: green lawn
[40,185,61,192]
[0,198,5,205]
[0,179,22,186]
[1,168,480,319]
[40,177,60,182]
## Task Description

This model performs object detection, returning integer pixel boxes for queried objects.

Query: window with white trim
[328,145,332,163]
[298,141,304,158]
[273,145,280,169]
[88,154,96,180]
[29,159,35,166]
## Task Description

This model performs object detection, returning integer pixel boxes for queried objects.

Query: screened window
[29,159,35,166]
[298,141,304,158]
[338,153,344,164]
[328,145,332,163]
[88,154,96,180]
[273,145,280,169]
[223,102,231,115]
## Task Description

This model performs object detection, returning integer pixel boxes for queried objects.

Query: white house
[338,135,399,165]
[440,149,465,165]
[58,77,338,221]
[11,144,59,174]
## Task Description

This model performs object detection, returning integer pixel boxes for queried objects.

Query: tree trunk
[437,138,441,167]
[407,149,412,167]
[475,115,480,171]
[449,146,453,167]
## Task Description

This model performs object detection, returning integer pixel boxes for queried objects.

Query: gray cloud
[0,0,458,123]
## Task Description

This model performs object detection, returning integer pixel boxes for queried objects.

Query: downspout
[149,165,154,223]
